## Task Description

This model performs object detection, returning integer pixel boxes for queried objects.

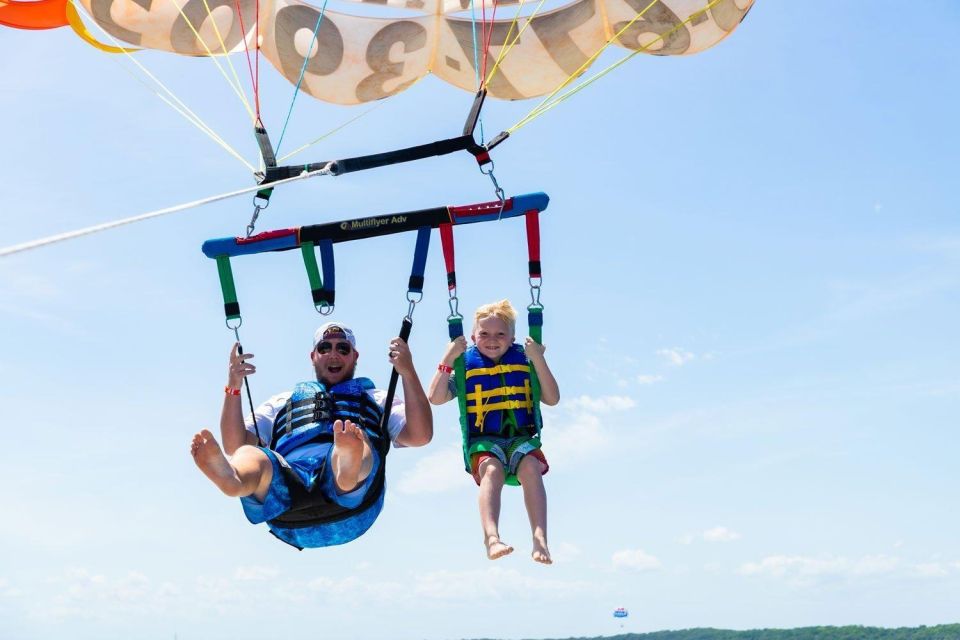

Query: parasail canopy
[9,0,754,104]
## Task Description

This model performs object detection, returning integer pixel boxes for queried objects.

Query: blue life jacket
[463,344,537,437]
[270,377,383,457]
[265,377,388,549]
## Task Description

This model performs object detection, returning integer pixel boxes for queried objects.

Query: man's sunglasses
[316,341,353,356]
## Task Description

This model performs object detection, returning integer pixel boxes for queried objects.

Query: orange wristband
[225,385,242,396]
[437,363,454,374]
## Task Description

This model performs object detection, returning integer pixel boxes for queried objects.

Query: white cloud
[912,563,949,578]
[395,445,471,495]
[735,554,957,585]
[679,527,741,544]
[413,567,592,600]
[233,566,280,581]
[612,549,661,571]
[564,394,636,413]
[546,413,612,468]
[636,374,664,385]
[657,348,695,366]
[553,542,582,563]
[702,526,741,543]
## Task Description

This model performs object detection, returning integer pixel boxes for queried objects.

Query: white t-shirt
[244,388,406,461]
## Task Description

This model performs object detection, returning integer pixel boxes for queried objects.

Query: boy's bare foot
[532,536,552,565]
[332,419,370,493]
[191,429,242,496]
[485,535,514,560]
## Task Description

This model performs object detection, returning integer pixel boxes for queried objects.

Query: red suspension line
[234,0,261,120]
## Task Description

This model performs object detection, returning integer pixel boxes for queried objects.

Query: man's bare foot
[531,536,552,565]
[332,419,371,493]
[485,535,514,560]
[191,429,242,496]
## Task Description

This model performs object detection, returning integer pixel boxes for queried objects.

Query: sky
[1,2,959,639]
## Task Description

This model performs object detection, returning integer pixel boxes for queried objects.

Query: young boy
[428,300,560,563]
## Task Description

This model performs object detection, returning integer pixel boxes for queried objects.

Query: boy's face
[311,338,359,386]
[472,316,514,362]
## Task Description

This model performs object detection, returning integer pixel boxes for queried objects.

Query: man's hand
[227,342,256,388]
[388,337,414,376]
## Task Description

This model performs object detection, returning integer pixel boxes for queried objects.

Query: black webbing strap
[254,124,277,201]
[379,317,413,458]
[263,135,483,183]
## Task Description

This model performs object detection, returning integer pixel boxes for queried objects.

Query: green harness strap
[527,308,544,438]
[215,255,241,323]
[449,317,471,472]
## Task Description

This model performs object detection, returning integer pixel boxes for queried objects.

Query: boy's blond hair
[474,299,517,335]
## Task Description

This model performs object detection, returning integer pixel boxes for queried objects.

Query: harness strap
[439,223,457,291]
[409,227,431,294]
[215,256,241,322]
[526,207,544,436]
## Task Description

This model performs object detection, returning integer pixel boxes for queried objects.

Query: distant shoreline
[467,624,960,640]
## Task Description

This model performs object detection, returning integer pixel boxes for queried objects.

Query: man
[191,322,432,548]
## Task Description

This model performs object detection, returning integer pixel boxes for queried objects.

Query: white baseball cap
[313,322,357,349]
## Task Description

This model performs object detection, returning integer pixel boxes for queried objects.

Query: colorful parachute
[3,0,754,104]
[614,607,629,618]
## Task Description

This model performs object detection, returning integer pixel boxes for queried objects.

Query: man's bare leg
[191,429,273,501]
[517,455,551,565]
[330,419,373,494]
[477,457,513,560]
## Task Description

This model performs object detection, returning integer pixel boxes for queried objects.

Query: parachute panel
[61,0,754,103]
[261,1,433,105]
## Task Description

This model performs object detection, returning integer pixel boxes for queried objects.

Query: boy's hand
[443,335,468,364]
[227,342,256,388]
[388,337,415,375]
[524,337,546,362]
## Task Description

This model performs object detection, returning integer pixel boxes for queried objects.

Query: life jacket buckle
[313,390,332,424]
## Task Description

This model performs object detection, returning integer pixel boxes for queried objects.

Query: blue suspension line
[276,0,331,154]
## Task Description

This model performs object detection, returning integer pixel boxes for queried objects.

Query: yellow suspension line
[73,2,255,172]
[484,0,549,87]
[277,102,385,163]
[510,0,723,133]
[510,0,660,130]
[169,0,255,121]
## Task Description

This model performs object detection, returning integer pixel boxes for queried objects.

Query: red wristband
[225,385,242,396]
[437,363,454,374]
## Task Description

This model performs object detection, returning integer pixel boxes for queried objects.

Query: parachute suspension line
[277,102,384,163]
[508,0,661,132]
[71,2,254,172]
[484,0,548,87]
[234,0,262,121]
[469,0,482,91]
[510,0,724,133]
[468,0,486,142]
[479,0,501,85]
[64,2,139,54]
[168,0,256,121]
[0,165,333,258]
[276,0,331,155]
[255,0,262,118]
